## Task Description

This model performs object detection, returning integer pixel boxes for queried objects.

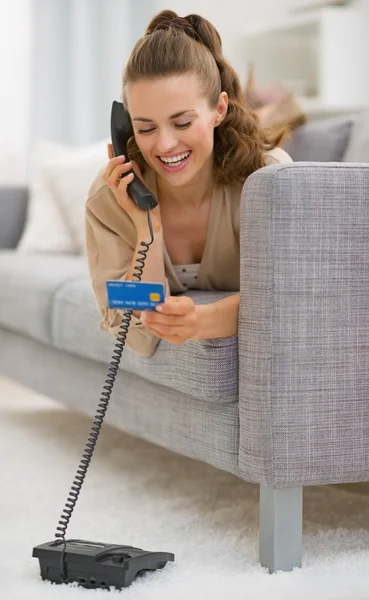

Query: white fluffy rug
[2,375,369,599]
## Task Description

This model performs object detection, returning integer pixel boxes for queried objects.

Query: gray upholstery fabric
[0,251,88,344]
[0,247,238,403]
[342,109,369,163]
[3,154,369,491]
[0,186,28,248]
[283,115,354,162]
[0,327,240,476]
[53,279,238,403]
[238,162,369,487]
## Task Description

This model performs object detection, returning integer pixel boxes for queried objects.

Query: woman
[85,10,292,358]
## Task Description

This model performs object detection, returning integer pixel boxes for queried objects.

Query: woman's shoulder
[85,166,134,236]
[220,147,293,225]
[263,147,293,165]
[85,162,155,236]
[86,165,107,203]
[221,146,293,195]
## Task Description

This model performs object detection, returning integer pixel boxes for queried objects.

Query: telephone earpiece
[110,101,158,210]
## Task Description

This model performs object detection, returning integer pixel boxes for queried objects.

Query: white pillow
[17,139,108,254]
[17,140,76,253]
[47,141,109,254]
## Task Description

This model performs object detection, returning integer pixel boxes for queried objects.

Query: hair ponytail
[184,14,288,181]
[185,14,222,55]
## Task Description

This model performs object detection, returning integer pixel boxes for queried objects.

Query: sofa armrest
[238,162,369,487]
[0,186,28,248]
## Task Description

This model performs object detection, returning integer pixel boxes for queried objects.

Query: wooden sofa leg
[259,484,303,573]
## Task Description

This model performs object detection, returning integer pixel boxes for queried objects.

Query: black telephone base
[33,539,175,590]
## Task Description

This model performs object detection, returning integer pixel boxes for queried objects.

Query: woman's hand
[140,296,201,344]
[104,143,162,233]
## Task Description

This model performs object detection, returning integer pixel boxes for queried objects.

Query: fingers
[105,144,142,189]
[141,318,185,342]
[104,155,133,188]
[141,299,196,329]
[144,326,185,344]
[140,298,197,343]
[147,330,185,345]
[141,312,186,327]
[154,297,195,316]
[116,170,134,192]
[111,161,133,185]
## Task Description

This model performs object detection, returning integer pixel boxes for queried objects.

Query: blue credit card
[106,280,165,310]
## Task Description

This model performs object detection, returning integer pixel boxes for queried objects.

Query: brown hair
[122,10,288,185]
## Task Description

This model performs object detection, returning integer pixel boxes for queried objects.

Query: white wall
[353,0,369,101]
[0,0,153,185]
[0,0,32,184]
[152,1,369,87]
[1,0,367,184]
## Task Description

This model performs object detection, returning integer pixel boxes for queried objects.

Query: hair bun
[145,10,201,43]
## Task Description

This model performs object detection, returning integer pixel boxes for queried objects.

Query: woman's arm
[85,188,170,357]
[193,293,240,340]
[140,293,240,343]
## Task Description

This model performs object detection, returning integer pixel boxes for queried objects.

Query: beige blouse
[85,147,292,357]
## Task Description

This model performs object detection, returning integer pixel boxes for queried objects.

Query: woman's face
[126,74,228,187]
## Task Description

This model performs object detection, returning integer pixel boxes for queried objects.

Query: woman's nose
[156,128,177,154]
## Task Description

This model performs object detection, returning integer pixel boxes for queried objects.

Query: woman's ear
[214,91,228,127]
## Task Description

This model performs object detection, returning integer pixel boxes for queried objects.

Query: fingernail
[155,305,163,312]
[140,312,146,322]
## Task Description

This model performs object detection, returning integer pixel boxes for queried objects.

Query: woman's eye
[137,127,155,134]
[137,121,192,135]
[175,121,192,129]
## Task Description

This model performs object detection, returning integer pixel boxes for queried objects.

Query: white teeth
[160,151,190,164]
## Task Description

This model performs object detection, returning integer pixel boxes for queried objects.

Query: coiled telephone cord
[53,208,154,581]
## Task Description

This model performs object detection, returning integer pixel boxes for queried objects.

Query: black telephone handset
[110,101,158,211]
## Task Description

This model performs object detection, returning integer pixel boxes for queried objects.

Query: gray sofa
[1,111,369,574]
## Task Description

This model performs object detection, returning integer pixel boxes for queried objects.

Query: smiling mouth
[158,151,191,167]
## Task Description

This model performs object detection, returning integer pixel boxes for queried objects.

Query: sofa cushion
[52,278,238,403]
[283,115,354,162]
[0,251,88,345]
[0,187,28,249]
[342,109,369,163]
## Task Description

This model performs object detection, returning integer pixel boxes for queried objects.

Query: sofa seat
[53,278,239,403]
[0,251,88,345]
[0,250,238,403]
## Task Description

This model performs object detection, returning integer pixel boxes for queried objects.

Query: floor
[1,374,369,599]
